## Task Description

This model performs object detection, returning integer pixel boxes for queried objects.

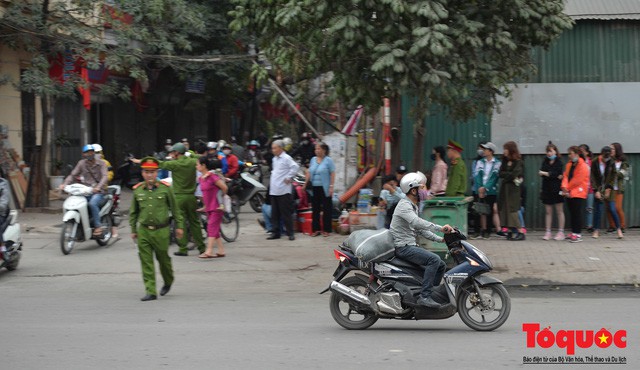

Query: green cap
[171,143,186,154]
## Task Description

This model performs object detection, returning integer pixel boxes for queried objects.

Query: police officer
[130,157,184,301]
[132,143,206,256]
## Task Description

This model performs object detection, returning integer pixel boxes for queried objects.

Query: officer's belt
[140,222,170,230]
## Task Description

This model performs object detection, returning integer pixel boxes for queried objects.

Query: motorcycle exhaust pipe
[330,281,372,306]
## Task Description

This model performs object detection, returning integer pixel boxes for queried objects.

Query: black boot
[512,232,526,241]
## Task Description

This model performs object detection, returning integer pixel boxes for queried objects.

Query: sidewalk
[18,188,640,286]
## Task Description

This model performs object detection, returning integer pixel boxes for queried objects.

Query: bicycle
[198,201,239,243]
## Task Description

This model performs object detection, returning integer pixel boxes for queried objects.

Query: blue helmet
[82,144,95,153]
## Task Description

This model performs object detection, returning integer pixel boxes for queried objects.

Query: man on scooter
[390,172,453,308]
[59,145,108,237]
[0,175,10,261]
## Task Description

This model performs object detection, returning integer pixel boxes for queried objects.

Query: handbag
[472,200,491,215]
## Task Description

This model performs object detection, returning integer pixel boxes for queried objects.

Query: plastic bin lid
[421,196,473,206]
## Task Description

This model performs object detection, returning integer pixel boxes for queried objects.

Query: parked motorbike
[1,210,22,271]
[60,184,121,255]
[321,228,511,331]
[228,163,267,213]
[112,153,142,189]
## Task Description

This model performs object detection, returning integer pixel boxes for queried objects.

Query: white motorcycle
[1,210,22,271]
[60,184,121,255]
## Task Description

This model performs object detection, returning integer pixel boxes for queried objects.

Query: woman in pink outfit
[196,157,228,259]
[429,146,448,197]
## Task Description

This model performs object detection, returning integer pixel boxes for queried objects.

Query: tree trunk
[25,95,51,208]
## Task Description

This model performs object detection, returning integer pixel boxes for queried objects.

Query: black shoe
[512,233,526,241]
[267,235,281,240]
[470,233,482,240]
[482,231,491,240]
[606,228,615,233]
[160,285,171,296]
[496,231,508,238]
[173,251,188,256]
[288,235,295,241]
[506,232,513,240]
[417,296,443,308]
[140,294,157,301]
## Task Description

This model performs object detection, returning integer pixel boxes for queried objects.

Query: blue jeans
[261,204,284,233]
[395,245,446,298]
[86,193,104,228]
[593,200,621,230]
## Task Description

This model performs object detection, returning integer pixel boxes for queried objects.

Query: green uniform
[445,158,467,197]
[159,156,206,253]
[130,180,184,296]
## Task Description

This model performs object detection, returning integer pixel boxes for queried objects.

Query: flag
[342,105,363,136]
[78,67,91,110]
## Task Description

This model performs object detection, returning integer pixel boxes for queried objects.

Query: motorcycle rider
[92,144,114,182]
[0,175,10,261]
[222,144,240,179]
[59,145,108,237]
[390,172,453,308]
[292,132,315,166]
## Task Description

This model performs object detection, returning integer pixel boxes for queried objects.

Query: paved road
[2,211,639,369]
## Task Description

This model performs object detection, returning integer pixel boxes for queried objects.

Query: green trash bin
[419,197,471,264]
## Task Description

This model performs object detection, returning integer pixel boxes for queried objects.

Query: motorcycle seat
[386,256,423,270]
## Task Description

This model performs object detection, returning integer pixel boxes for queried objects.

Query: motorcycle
[228,163,267,213]
[1,210,22,271]
[321,228,511,331]
[112,153,142,189]
[60,184,121,255]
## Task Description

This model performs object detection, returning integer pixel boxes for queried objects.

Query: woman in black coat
[539,142,565,241]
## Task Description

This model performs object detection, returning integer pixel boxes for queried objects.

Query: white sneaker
[543,231,552,241]
[553,231,565,241]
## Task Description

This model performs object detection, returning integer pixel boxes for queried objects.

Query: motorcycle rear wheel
[457,283,511,331]
[249,193,265,213]
[329,276,378,330]
[96,215,113,246]
[60,221,77,255]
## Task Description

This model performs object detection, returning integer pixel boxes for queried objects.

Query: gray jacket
[390,198,444,247]
[0,178,10,216]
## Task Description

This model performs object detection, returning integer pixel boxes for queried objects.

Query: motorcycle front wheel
[60,221,77,255]
[96,215,113,246]
[249,193,265,213]
[329,276,378,330]
[457,283,511,331]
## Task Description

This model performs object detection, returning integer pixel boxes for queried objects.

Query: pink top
[199,173,222,212]
[431,159,448,195]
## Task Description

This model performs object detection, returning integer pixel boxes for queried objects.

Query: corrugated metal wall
[401,19,640,229]
[532,20,640,82]
[400,97,491,171]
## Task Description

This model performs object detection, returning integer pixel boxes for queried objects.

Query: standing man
[134,143,206,255]
[267,140,299,241]
[130,157,183,301]
[59,145,108,237]
[445,139,467,197]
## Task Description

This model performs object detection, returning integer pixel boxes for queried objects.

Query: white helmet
[416,171,427,185]
[92,144,103,153]
[207,141,218,149]
[283,137,293,151]
[399,172,422,194]
[217,140,227,149]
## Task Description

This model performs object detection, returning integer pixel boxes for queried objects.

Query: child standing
[197,157,228,259]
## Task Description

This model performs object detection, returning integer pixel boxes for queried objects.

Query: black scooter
[112,153,142,189]
[321,228,511,331]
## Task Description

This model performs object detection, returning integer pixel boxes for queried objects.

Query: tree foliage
[0,0,216,99]
[229,0,573,120]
